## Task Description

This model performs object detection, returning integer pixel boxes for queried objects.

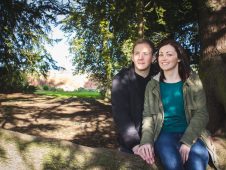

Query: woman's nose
[160,55,167,59]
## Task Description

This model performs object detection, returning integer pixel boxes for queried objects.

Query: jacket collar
[129,65,136,81]
[129,65,154,81]
[153,73,160,82]
[152,72,195,87]
[184,72,197,87]
[151,71,197,98]
[150,73,160,96]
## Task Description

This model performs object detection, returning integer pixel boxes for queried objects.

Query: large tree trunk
[0,128,156,170]
[0,128,225,169]
[198,0,226,135]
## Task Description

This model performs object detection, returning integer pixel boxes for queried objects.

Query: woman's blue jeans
[154,132,209,170]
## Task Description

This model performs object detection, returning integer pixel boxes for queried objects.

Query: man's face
[132,43,153,72]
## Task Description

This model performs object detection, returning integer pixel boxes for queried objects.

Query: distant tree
[0,0,67,92]
[197,0,226,134]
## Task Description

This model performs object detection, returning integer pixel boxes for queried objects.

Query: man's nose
[138,53,144,59]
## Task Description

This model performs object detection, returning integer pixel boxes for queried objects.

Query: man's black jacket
[111,65,158,151]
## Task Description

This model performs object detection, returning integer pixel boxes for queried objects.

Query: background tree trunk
[137,0,144,38]
[198,0,226,135]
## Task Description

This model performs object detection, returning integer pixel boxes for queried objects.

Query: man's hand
[132,145,140,155]
[138,144,155,165]
[179,144,191,164]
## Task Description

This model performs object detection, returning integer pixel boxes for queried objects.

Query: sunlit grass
[34,90,101,98]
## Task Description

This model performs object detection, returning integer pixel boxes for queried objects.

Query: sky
[45,26,90,91]
[45,25,73,72]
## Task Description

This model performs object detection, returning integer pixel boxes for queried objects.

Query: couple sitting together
[111,38,219,170]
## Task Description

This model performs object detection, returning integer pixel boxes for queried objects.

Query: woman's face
[158,44,180,72]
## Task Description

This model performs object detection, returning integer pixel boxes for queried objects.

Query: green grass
[34,90,101,98]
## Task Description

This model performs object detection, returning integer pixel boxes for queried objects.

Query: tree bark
[0,128,156,170]
[1,128,225,169]
[198,0,226,134]
[137,0,144,38]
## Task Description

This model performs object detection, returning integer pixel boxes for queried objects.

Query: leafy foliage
[0,0,201,94]
[62,0,200,97]
[0,0,67,92]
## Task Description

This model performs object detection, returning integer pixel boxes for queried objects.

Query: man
[111,39,158,154]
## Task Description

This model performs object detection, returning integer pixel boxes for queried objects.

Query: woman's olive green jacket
[140,72,219,169]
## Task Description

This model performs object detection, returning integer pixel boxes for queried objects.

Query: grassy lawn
[34,90,101,98]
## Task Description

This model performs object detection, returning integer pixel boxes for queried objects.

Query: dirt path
[0,93,118,149]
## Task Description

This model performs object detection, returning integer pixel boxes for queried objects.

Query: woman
[138,39,219,170]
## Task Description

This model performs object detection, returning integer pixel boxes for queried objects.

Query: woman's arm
[181,75,209,146]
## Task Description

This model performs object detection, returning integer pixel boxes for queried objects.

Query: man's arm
[111,75,140,150]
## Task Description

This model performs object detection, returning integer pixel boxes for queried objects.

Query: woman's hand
[138,144,155,165]
[179,144,191,164]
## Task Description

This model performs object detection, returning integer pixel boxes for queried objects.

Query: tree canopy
[0,0,67,92]
[0,0,200,94]
[62,0,200,95]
